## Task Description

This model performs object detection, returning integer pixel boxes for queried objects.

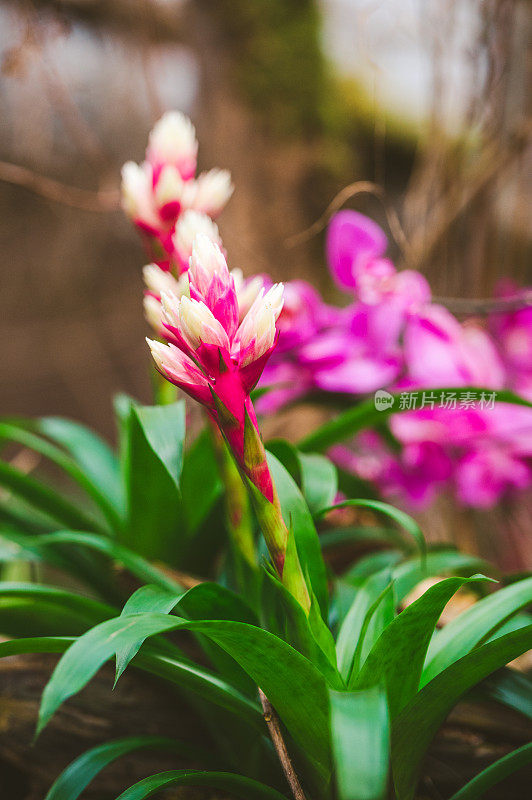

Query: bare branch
[3,0,187,42]
[258,689,307,800]
[284,180,410,259]
[0,160,120,212]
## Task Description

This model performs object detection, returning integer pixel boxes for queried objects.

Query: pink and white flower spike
[121,112,233,266]
[146,234,310,609]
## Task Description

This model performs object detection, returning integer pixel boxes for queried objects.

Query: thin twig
[259,689,308,800]
[434,291,532,315]
[0,160,120,211]
[284,180,410,259]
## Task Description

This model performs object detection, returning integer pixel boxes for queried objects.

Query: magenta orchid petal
[326,209,388,289]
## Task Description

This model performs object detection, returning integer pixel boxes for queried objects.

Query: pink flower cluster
[121,111,233,269]
[259,211,532,510]
[147,234,284,502]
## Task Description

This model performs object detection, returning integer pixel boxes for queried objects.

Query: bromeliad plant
[0,113,531,800]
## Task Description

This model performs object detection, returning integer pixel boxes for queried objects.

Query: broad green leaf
[393,549,492,603]
[336,568,394,681]
[38,613,331,775]
[299,389,532,453]
[316,499,425,555]
[0,636,263,735]
[448,742,532,800]
[45,736,212,800]
[392,625,532,800]
[422,576,532,686]
[0,420,123,531]
[132,402,186,490]
[353,576,490,715]
[120,400,186,564]
[0,460,101,533]
[154,581,259,696]
[115,770,288,800]
[267,451,328,617]
[352,583,395,677]
[330,686,389,800]
[115,585,185,684]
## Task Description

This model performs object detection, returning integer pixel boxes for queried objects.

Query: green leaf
[179,428,223,534]
[299,452,338,515]
[115,585,184,684]
[0,582,114,624]
[115,770,289,800]
[45,736,212,800]
[448,742,532,800]
[316,499,425,555]
[5,530,182,593]
[120,400,186,564]
[476,668,532,720]
[0,460,101,533]
[38,613,331,775]
[0,635,263,736]
[393,549,493,603]
[392,625,532,800]
[330,686,390,800]
[336,569,394,682]
[132,402,186,489]
[0,419,123,531]
[422,576,532,686]
[147,581,259,697]
[319,527,402,553]
[353,576,490,716]
[261,569,342,688]
[267,451,328,618]
[36,417,122,509]
[299,389,532,453]
[344,551,403,583]
[267,441,338,515]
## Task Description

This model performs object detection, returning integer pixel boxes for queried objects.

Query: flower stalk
[146,234,310,611]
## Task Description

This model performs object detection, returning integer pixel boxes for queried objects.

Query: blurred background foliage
[0,0,530,561]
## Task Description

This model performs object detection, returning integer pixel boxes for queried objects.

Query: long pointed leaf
[0,422,122,532]
[45,736,212,800]
[422,577,532,685]
[330,686,390,800]
[392,625,532,800]
[352,576,490,715]
[299,389,532,453]
[448,742,532,800]
[115,770,288,800]
[316,499,425,555]
[37,614,331,774]
[0,461,101,532]
[267,451,328,617]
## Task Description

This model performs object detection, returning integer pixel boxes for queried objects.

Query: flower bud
[187,169,234,217]
[147,111,198,180]
[120,161,158,230]
[147,338,208,388]
[164,294,230,352]
[173,210,221,264]
[236,283,284,366]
